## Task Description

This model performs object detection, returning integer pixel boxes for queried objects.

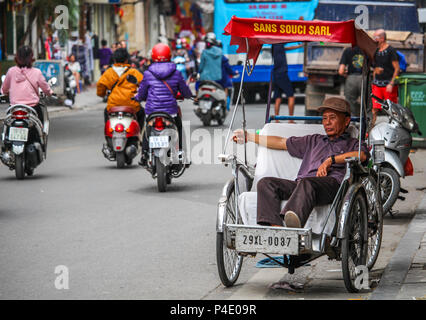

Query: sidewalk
[370,150,426,300]
[0,86,102,122]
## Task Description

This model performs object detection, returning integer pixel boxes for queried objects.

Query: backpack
[396,51,407,73]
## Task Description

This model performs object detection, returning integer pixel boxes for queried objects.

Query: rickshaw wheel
[362,175,384,270]
[216,180,243,287]
[342,190,368,293]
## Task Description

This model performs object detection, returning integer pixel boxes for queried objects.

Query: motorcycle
[194,80,227,126]
[370,94,422,214]
[102,106,142,168]
[0,76,57,179]
[143,102,189,192]
[63,62,77,108]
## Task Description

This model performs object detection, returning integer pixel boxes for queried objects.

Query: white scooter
[370,94,422,214]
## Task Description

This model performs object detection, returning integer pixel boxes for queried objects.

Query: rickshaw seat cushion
[237,122,357,235]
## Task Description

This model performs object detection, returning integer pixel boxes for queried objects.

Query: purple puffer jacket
[135,62,193,116]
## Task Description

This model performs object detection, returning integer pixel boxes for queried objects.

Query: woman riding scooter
[134,43,193,166]
[1,45,53,124]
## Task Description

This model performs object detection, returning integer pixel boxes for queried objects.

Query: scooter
[370,94,422,214]
[143,103,190,192]
[194,80,227,126]
[0,76,57,179]
[102,106,142,168]
[63,62,77,108]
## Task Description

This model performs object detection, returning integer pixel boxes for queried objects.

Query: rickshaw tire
[216,180,243,287]
[363,175,384,270]
[341,189,368,293]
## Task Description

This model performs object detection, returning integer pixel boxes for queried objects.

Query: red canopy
[223,17,376,65]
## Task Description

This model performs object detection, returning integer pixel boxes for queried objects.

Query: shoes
[138,152,148,167]
[284,211,301,228]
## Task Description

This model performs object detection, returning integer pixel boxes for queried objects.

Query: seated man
[233,97,369,228]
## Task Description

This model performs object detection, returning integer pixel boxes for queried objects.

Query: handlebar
[371,94,389,110]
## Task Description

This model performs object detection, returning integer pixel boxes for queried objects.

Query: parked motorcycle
[194,80,227,126]
[102,106,142,168]
[64,62,77,108]
[370,94,422,214]
[0,76,57,179]
[143,107,189,192]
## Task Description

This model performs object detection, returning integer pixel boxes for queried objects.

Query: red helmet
[151,43,171,62]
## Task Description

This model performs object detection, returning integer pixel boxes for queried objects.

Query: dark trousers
[142,114,183,154]
[256,176,340,227]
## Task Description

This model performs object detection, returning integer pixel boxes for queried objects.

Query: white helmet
[205,32,217,45]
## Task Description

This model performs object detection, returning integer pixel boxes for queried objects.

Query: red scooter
[102,106,142,168]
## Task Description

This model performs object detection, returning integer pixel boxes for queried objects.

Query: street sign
[34,60,64,96]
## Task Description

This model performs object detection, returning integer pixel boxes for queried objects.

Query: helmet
[205,32,217,45]
[151,43,171,62]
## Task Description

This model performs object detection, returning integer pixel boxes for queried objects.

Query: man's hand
[386,83,394,93]
[316,157,332,177]
[232,129,247,144]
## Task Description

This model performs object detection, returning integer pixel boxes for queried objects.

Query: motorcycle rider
[96,48,144,136]
[134,43,193,166]
[1,45,53,124]
[197,32,223,91]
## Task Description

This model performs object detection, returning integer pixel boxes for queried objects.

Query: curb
[370,194,426,300]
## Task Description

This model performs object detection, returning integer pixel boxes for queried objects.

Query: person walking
[371,29,400,126]
[98,40,113,74]
[272,42,302,123]
[338,46,364,116]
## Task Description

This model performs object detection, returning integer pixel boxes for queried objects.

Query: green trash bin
[398,73,426,148]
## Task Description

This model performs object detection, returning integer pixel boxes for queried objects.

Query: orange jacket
[96,63,143,112]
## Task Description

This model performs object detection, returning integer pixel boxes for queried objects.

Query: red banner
[223,17,374,65]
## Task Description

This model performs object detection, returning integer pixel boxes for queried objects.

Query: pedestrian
[98,39,113,74]
[72,38,87,85]
[272,42,302,123]
[68,54,81,93]
[338,46,364,116]
[371,29,400,126]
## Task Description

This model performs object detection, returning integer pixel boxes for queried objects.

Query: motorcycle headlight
[402,114,415,131]
[70,80,77,88]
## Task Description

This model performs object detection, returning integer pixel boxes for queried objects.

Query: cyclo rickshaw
[216,17,385,293]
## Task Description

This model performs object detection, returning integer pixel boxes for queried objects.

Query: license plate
[149,136,169,148]
[9,127,29,142]
[235,228,299,255]
[200,100,212,109]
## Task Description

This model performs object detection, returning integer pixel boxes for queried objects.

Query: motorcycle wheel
[379,167,400,214]
[116,152,126,169]
[15,154,25,180]
[202,116,211,126]
[156,158,167,192]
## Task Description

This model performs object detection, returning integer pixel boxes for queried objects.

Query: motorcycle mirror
[126,74,138,84]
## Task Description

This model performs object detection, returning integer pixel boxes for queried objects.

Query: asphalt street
[0,93,425,300]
